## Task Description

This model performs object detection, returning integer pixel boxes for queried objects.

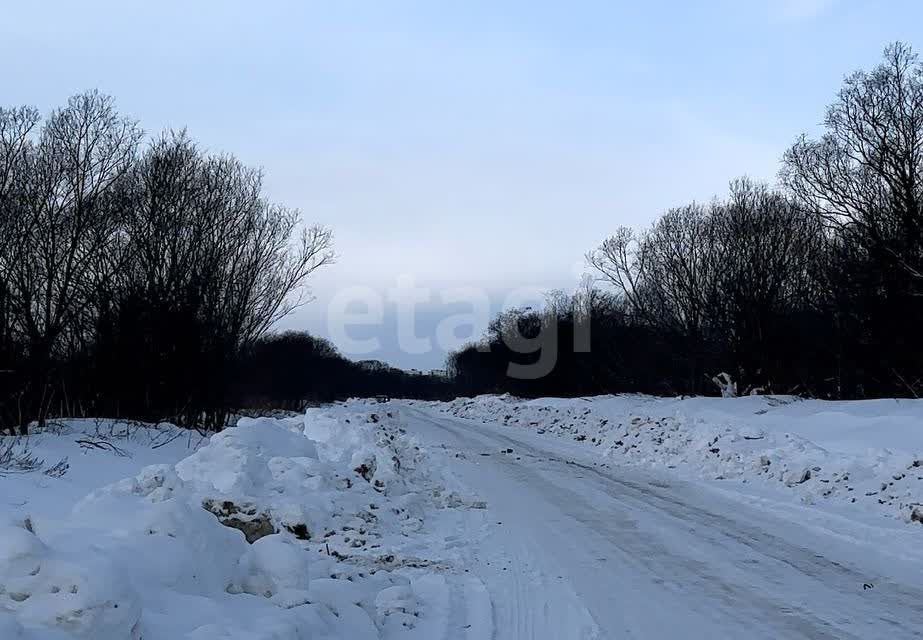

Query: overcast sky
[4,1,923,369]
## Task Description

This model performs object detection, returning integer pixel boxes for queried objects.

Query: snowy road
[406,406,923,640]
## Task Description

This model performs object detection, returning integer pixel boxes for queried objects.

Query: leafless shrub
[75,437,130,458]
[42,457,69,478]
[0,437,43,474]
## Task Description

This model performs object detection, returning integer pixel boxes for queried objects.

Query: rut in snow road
[406,406,923,640]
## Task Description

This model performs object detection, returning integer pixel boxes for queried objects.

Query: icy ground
[405,398,923,639]
[2,396,923,639]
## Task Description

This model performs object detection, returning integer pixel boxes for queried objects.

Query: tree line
[235,331,454,409]
[0,92,333,434]
[5,43,922,433]
[450,42,923,400]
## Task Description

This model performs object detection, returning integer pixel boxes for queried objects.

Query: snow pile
[0,519,142,640]
[167,404,440,556]
[437,394,923,524]
[0,403,461,639]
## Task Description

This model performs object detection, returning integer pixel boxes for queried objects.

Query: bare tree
[0,107,41,434]
[587,226,651,323]
[101,132,334,428]
[710,178,825,388]
[589,203,722,392]
[781,41,923,395]
[782,42,923,277]
[0,94,337,432]
[0,92,142,432]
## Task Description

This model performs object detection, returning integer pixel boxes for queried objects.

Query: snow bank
[0,519,142,640]
[0,403,462,639]
[437,394,923,525]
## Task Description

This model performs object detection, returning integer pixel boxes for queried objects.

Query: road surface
[405,406,923,640]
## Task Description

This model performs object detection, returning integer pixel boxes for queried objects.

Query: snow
[434,394,923,524]
[231,534,312,599]
[0,520,143,639]
[0,404,479,639]
[4,394,922,639]
[176,418,319,495]
[402,402,923,639]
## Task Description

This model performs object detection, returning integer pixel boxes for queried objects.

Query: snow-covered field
[435,394,923,526]
[0,404,486,640]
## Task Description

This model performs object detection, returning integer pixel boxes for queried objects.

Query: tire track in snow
[408,408,923,640]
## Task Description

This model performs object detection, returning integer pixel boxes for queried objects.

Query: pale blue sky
[3,1,922,368]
